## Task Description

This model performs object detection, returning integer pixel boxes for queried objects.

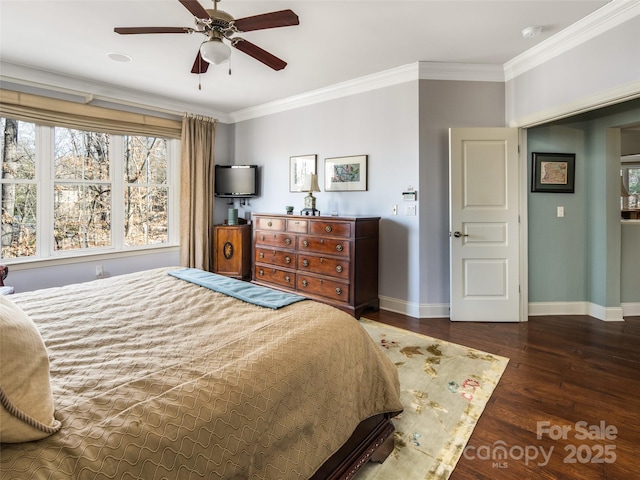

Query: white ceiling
[0,0,611,119]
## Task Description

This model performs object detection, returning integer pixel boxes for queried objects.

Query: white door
[449,128,521,322]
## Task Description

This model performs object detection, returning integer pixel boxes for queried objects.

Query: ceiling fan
[114,0,299,74]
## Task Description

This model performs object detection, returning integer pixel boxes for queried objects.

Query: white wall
[506,14,640,126]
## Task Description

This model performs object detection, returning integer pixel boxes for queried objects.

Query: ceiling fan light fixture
[200,38,231,65]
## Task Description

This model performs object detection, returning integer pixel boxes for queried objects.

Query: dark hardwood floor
[365,310,640,480]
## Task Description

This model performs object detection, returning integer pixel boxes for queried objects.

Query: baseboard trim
[528,301,629,321]
[379,296,449,319]
[621,302,640,317]
[380,297,639,320]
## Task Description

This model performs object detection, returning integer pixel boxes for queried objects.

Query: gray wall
[229,82,422,311]
[227,79,505,315]
[417,80,505,314]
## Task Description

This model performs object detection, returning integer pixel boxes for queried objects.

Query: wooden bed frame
[311,413,395,479]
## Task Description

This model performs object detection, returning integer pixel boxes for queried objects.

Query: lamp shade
[300,173,320,192]
[200,38,231,65]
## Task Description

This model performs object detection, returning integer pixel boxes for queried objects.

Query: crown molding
[230,63,420,123]
[504,0,640,81]
[230,62,504,123]
[418,62,504,82]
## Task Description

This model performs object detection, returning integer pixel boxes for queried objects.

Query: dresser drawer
[297,274,349,303]
[255,247,296,268]
[310,221,351,238]
[286,218,309,233]
[255,217,286,231]
[255,266,296,289]
[298,254,349,280]
[255,231,296,249]
[299,235,350,258]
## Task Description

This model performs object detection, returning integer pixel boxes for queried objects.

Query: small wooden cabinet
[252,213,380,318]
[213,224,252,280]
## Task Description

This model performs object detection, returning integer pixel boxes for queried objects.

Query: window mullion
[168,139,179,245]
[111,135,124,250]
[38,125,54,257]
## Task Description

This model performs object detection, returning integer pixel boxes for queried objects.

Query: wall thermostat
[403,191,417,201]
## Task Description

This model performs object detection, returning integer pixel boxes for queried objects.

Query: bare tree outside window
[1,117,172,260]
[54,128,111,250]
[1,118,37,259]
[124,135,168,246]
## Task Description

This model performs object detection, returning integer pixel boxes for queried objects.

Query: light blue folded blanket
[168,268,307,309]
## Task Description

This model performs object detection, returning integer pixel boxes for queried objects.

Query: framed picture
[325,155,368,191]
[289,154,317,192]
[531,152,575,193]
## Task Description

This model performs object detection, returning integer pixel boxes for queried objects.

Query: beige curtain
[180,114,217,270]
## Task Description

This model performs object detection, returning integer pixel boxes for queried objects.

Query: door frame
[518,128,529,322]
[448,127,529,322]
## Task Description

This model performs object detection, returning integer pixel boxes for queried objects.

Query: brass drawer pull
[268,221,272,227]
[285,256,291,264]
[335,287,342,295]
[285,275,291,283]
[259,269,264,276]
[335,244,343,252]
[325,225,332,233]
[259,252,264,259]
[260,235,265,241]
[302,240,309,247]
[302,279,308,287]
[335,265,343,273]
[302,259,309,267]
[285,238,291,245]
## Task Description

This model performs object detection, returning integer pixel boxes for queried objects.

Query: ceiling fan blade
[114,27,193,34]
[233,39,287,71]
[191,51,210,74]
[233,9,299,32]
[178,0,210,19]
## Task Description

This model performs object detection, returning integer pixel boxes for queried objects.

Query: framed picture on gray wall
[289,154,317,192]
[324,155,368,191]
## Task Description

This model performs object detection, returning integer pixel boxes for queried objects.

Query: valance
[0,89,182,139]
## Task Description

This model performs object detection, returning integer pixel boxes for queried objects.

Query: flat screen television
[214,165,259,198]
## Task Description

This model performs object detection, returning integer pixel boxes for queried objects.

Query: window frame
[621,154,640,221]
[1,121,180,263]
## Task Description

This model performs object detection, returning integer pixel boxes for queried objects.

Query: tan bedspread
[0,268,402,479]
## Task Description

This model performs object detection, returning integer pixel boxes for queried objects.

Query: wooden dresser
[252,213,380,318]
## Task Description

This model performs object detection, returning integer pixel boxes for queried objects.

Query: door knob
[453,231,469,238]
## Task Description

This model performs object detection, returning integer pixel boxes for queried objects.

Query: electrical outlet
[96,265,104,279]
[405,205,416,216]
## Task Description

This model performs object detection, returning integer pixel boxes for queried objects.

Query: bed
[0,267,403,479]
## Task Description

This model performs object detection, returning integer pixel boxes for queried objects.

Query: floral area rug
[358,319,509,480]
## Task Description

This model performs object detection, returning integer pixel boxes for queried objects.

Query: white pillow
[0,296,61,443]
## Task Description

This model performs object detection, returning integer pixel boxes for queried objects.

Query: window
[1,117,178,261]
